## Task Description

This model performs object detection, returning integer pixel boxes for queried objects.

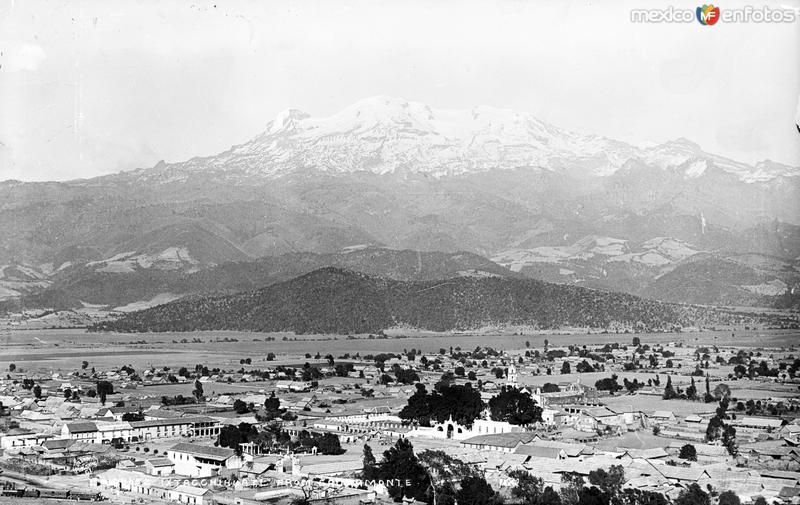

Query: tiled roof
[461,432,536,448]
[174,485,210,496]
[656,465,707,481]
[146,458,174,467]
[515,445,564,459]
[169,442,236,461]
[66,422,98,433]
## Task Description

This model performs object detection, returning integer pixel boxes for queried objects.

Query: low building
[129,416,220,441]
[167,485,212,505]
[167,442,242,477]
[460,432,537,453]
[0,428,53,449]
[145,457,176,476]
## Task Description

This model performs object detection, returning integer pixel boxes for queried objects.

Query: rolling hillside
[92,268,787,335]
[2,248,513,312]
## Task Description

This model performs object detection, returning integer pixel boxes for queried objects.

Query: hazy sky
[1,0,799,182]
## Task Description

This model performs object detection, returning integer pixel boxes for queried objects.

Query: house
[460,432,537,453]
[618,448,669,460]
[0,428,53,449]
[167,485,212,505]
[99,406,140,421]
[239,460,277,480]
[42,439,73,452]
[523,440,591,458]
[684,414,703,424]
[733,416,783,432]
[129,416,220,441]
[61,422,99,441]
[167,442,242,477]
[515,445,567,460]
[656,465,709,484]
[649,411,676,423]
[96,422,134,444]
[145,457,175,476]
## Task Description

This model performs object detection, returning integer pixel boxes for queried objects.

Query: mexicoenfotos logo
[631,4,797,23]
[696,4,721,25]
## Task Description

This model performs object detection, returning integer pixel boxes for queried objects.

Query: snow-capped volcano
[125,96,798,183]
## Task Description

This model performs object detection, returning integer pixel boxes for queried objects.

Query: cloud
[0,41,46,72]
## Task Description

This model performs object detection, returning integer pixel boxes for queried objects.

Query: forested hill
[91,267,784,334]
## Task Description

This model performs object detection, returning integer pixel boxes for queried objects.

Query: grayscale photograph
[1,0,799,504]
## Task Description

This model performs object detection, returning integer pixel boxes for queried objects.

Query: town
[1,331,798,505]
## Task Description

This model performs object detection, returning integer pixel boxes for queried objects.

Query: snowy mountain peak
[268,108,311,134]
[131,97,798,184]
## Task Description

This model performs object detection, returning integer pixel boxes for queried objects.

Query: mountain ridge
[92,266,788,335]
[117,97,799,184]
[5,96,796,186]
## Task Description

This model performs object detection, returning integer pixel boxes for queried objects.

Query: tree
[96,380,114,396]
[233,399,250,414]
[400,383,485,428]
[721,424,738,456]
[679,444,697,462]
[595,375,622,394]
[395,368,420,385]
[217,423,255,454]
[418,450,479,504]
[362,444,377,480]
[619,488,669,505]
[316,433,344,455]
[662,375,677,400]
[560,472,584,505]
[488,387,543,425]
[81,361,89,370]
[703,376,714,403]
[675,483,709,505]
[577,486,606,505]
[588,465,624,496]
[121,411,145,422]
[456,475,503,505]
[714,383,731,400]
[686,377,697,400]
[632,337,640,346]
[8,364,15,372]
[33,384,42,399]
[561,361,572,374]
[542,487,563,505]
[63,388,72,399]
[193,379,204,401]
[509,469,544,505]
[375,438,431,503]
[542,383,561,393]
[718,490,741,505]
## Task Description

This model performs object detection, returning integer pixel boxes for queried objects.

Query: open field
[2,328,797,414]
[1,328,798,374]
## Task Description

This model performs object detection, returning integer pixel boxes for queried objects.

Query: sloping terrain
[92,268,787,335]
[1,248,514,311]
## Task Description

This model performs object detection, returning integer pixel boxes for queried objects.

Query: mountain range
[2,96,799,313]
